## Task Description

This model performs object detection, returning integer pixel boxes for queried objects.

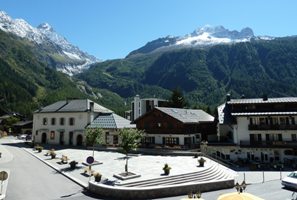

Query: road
[0,138,105,200]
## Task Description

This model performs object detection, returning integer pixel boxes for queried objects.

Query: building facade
[135,107,215,149]
[130,95,168,121]
[33,99,111,146]
[212,96,297,166]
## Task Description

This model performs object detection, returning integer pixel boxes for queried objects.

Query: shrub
[50,150,56,159]
[93,172,102,182]
[69,160,78,169]
[163,163,171,175]
[35,145,43,152]
[198,157,206,167]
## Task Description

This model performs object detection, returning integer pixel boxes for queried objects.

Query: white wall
[235,117,250,144]
[33,112,91,145]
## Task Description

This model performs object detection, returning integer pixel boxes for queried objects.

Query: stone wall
[89,179,234,199]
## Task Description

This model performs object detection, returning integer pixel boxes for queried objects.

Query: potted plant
[163,163,171,175]
[35,145,43,153]
[50,150,56,159]
[69,160,78,169]
[198,157,206,167]
[93,172,102,182]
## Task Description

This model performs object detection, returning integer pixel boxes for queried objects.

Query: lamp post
[201,141,208,156]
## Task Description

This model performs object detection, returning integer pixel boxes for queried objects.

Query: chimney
[262,94,268,101]
[226,94,231,102]
[90,101,94,112]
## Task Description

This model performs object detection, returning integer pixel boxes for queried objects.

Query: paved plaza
[0,136,295,199]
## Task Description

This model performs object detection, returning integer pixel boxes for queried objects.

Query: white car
[282,171,297,189]
[17,134,27,140]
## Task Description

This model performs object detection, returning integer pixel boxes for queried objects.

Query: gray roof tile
[88,113,135,129]
[156,107,214,123]
[36,99,111,113]
[227,97,297,104]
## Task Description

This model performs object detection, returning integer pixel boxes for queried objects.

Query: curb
[22,148,88,189]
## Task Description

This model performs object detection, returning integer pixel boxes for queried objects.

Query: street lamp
[200,140,208,156]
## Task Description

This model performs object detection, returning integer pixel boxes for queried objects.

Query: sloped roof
[227,97,297,104]
[88,113,135,129]
[35,99,111,113]
[155,107,214,123]
[13,120,32,126]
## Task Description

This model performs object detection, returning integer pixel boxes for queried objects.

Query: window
[280,117,286,125]
[69,117,75,126]
[292,134,297,142]
[51,118,56,125]
[142,137,155,144]
[60,118,65,125]
[42,118,48,125]
[249,118,253,125]
[266,134,270,141]
[50,131,55,140]
[113,135,118,144]
[259,118,266,125]
[164,137,179,145]
[292,117,296,125]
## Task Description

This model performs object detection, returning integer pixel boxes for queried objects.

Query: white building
[130,95,168,121]
[210,95,297,167]
[33,99,111,146]
[87,113,136,146]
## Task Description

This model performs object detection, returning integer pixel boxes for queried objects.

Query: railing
[240,140,297,147]
[249,124,297,130]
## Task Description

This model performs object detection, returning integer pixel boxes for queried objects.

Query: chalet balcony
[240,140,297,148]
[248,124,297,130]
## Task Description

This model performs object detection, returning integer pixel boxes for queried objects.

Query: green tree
[169,87,186,108]
[85,127,104,157]
[119,128,144,174]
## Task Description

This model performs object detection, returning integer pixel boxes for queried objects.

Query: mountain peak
[37,23,53,32]
[0,10,98,75]
[128,25,258,57]
[191,25,254,39]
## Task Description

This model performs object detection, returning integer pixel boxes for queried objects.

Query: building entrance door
[41,132,47,144]
[76,134,83,146]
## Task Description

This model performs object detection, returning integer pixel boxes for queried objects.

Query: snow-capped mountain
[128,25,274,56]
[0,11,98,75]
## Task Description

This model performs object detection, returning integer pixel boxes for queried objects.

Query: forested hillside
[78,36,297,109]
[0,30,126,117]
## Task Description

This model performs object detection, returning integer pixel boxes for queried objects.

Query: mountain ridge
[78,36,297,109]
[128,25,273,57]
[0,11,98,75]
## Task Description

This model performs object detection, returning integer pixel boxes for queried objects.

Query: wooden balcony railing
[240,140,297,147]
[249,124,297,130]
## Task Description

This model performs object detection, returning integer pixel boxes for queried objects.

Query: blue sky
[1,0,297,60]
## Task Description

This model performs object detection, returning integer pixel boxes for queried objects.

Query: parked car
[281,171,297,189]
[25,135,32,141]
[17,134,27,140]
